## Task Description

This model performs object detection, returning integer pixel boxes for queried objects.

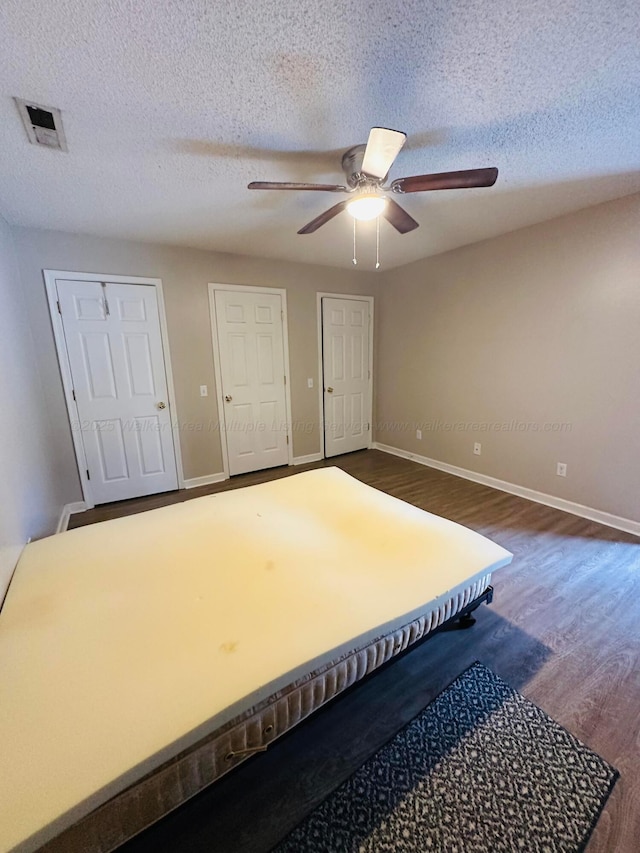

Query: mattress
[0,468,512,853]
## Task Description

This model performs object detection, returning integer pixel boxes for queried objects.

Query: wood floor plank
[71,450,640,853]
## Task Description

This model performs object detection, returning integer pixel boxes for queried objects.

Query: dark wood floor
[74,450,640,853]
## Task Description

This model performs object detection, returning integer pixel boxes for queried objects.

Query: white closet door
[322,297,371,457]
[215,289,289,476]
[57,280,178,503]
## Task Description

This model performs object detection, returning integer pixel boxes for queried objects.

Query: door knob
[326,387,334,393]
[225,395,233,402]
[157,401,166,410]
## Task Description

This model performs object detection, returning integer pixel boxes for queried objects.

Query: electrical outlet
[416,429,422,440]
[307,378,314,388]
[473,442,482,455]
[556,462,567,477]
[200,385,208,397]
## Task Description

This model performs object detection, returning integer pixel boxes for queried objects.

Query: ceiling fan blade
[383,199,419,234]
[391,167,499,194]
[248,181,347,192]
[361,127,407,180]
[297,200,349,234]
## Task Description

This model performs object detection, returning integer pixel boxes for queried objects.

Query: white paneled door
[214,289,289,476]
[322,297,371,457]
[57,280,178,504]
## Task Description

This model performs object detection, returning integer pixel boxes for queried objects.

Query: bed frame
[36,582,493,853]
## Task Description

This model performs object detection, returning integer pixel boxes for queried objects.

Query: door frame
[316,292,374,460]
[44,269,184,509]
[208,282,294,478]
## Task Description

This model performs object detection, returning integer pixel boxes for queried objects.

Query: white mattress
[0,468,512,853]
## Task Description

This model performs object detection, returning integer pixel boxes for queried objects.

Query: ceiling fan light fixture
[250,126,499,238]
[346,193,387,221]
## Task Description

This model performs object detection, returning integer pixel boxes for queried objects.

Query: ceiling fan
[248,127,498,235]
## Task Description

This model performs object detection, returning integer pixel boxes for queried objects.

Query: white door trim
[44,269,185,509]
[316,292,374,460]
[208,282,294,477]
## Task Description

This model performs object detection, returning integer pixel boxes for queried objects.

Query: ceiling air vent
[14,98,68,151]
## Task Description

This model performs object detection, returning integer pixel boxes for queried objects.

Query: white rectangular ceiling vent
[14,98,68,151]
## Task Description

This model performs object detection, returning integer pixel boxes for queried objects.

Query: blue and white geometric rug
[273,663,618,853]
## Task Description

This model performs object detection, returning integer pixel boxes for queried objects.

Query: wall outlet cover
[473,442,482,455]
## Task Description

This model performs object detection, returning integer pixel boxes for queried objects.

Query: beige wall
[10,192,639,529]
[375,192,640,522]
[0,217,71,602]
[11,227,376,499]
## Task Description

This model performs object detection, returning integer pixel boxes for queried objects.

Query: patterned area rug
[273,663,618,853]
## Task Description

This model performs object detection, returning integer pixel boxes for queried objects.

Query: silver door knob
[326,387,334,393]
[225,395,233,402]
[157,401,166,409]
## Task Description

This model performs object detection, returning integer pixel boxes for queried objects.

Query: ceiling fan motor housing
[342,144,370,188]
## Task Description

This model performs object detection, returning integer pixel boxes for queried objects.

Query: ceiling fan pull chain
[376,215,381,269]
[352,217,358,265]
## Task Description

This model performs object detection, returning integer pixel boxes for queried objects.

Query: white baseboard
[373,442,640,537]
[292,453,323,466]
[56,501,89,534]
[184,472,227,489]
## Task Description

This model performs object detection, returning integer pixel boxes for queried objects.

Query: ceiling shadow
[169,127,447,184]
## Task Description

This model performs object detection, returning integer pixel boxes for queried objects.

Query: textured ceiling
[1,0,639,270]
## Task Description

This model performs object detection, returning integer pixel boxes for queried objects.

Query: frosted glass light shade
[347,194,387,221]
